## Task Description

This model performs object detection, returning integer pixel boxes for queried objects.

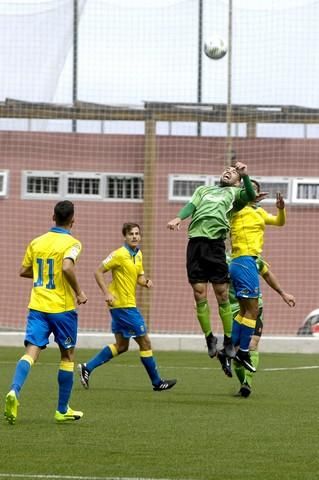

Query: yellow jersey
[102,245,144,309]
[22,227,82,313]
[230,205,286,258]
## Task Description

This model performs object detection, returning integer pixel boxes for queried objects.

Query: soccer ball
[204,36,227,60]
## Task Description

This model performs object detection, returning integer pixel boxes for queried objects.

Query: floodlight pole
[226,0,233,165]
[197,0,203,136]
[72,0,78,133]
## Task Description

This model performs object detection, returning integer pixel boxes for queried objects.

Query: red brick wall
[0,131,317,335]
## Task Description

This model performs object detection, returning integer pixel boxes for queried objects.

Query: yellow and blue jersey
[230,204,286,258]
[22,227,82,313]
[102,245,144,308]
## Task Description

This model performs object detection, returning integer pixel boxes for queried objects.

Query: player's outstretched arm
[167,202,196,230]
[235,162,256,203]
[262,269,295,307]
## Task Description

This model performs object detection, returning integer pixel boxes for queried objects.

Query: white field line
[0,360,319,372]
[0,475,193,480]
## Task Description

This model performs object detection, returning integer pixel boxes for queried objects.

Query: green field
[0,347,318,480]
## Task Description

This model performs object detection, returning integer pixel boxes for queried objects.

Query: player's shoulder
[29,231,51,246]
[255,206,270,217]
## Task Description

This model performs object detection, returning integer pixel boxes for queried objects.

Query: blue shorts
[229,256,260,299]
[25,309,78,349]
[110,307,147,338]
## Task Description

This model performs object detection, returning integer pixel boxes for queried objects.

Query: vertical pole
[226,0,233,165]
[141,114,156,328]
[197,0,203,136]
[72,0,78,133]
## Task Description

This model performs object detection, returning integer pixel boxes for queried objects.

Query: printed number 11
[34,258,55,289]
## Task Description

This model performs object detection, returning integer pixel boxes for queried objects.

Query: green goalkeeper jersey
[187,184,245,240]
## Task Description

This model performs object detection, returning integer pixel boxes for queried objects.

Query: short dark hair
[54,201,74,226]
[251,179,261,193]
[122,222,141,236]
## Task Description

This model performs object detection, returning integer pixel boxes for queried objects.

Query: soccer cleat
[205,333,218,358]
[234,382,252,398]
[223,335,236,359]
[77,363,90,389]
[239,382,251,398]
[54,406,83,422]
[153,379,177,391]
[235,349,256,373]
[4,390,19,425]
[217,349,232,378]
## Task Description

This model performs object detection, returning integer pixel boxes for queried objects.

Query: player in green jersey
[167,162,256,360]
[217,256,295,397]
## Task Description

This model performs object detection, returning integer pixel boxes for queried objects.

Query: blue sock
[140,350,161,386]
[86,344,118,372]
[231,315,242,347]
[240,317,256,351]
[57,361,74,414]
[11,354,34,396]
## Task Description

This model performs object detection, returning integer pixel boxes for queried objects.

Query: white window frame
[291,177,319,205]
[168,174,210,202]
[65,171,103,201]
[251,176,291,204]
[104,173,144,202]
[0,170,9,197]
[22,170,62,200]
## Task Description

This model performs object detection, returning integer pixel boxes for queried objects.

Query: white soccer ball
[204,36,227,60]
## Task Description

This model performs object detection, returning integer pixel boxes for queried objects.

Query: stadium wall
[0,131,317,337]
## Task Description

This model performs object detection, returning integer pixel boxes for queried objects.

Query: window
[292,178,319,204]
[251,176,291,204]
[169,174,209,201]
[22,171,62,199]
[105,174,143,201]
[0,170,9,197]
[66,172,102,200]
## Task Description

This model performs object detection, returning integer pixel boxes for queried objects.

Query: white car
[297,308,319,336]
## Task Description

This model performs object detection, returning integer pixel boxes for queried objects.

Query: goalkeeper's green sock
[244,350,260,388]
[218,301,233,338]
[233,358,246,385]
[196,299,212,336]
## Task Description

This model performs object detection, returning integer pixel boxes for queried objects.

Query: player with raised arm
[4,201,87,424]
[78,223,176,392]
[167,162,256,360]
[229,180,286,373]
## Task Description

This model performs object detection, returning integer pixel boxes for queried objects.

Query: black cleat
[217,349,232,378]
[206,333,218,358]
[153,379,177,391]
[77,363,90,389]
[239,382,251,398]
[234,349,256,373]
[223,335,236,358]
[234,381,251,398]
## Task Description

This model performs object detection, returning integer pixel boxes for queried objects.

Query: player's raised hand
[255,191,269,202]
[276,192,285,209]
[167,217,182,230]
[234,161,247,177]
